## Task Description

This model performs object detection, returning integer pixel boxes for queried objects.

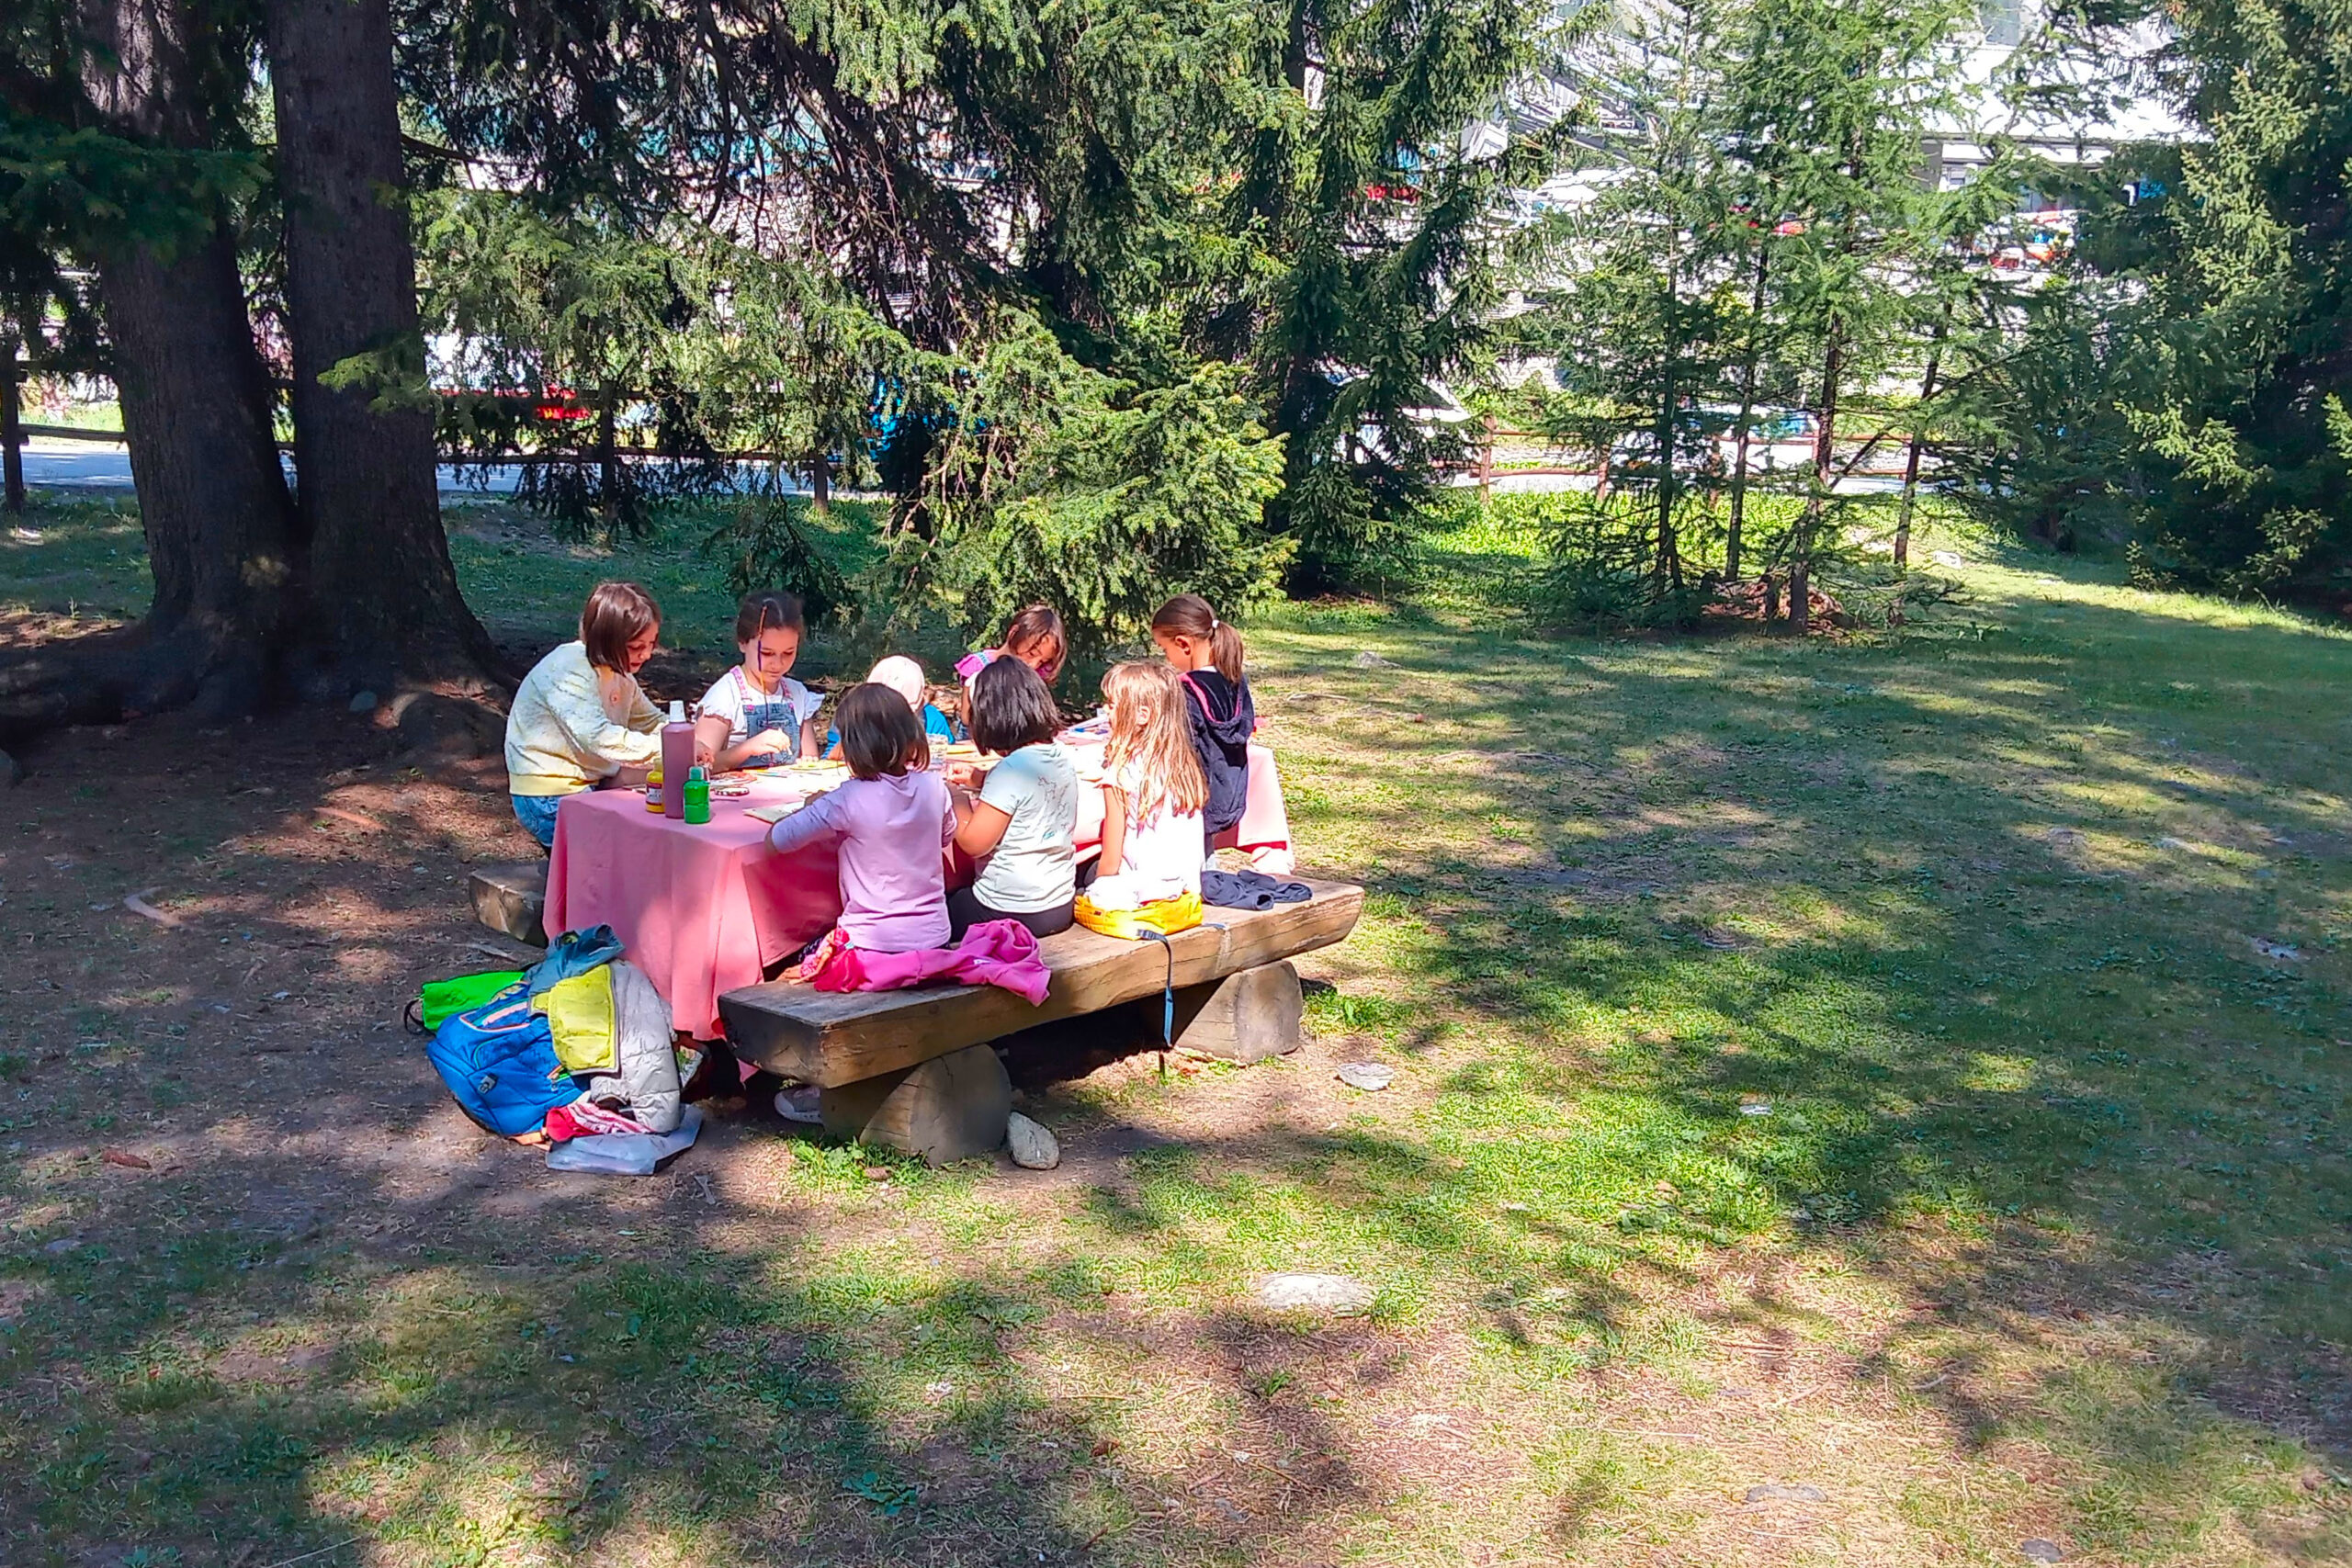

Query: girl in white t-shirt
[1093,660,1207,904]
[695,592,822,771]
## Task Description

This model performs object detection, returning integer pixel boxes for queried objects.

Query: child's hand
[944,761,984,789]
[748,728,792,756]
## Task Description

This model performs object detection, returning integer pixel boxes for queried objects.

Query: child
[822,655,956,757]
[1093,661,1208,904]
[956,604,1068,692]
[695,591,821,772]
[1150,593,1256,852]
[764,682,956,953]
[504,581,665,849]
[949,656,1079,939]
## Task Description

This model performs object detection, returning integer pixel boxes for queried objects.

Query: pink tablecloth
[543,742,1295,1040]
[546,784,842,1040]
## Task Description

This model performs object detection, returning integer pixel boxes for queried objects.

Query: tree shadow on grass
[5,552,2350,1563]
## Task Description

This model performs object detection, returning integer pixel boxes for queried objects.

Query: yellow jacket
[504,640,663,796]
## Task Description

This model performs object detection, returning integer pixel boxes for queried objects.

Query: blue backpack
[425,984,579,1135]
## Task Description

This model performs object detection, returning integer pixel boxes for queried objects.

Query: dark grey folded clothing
[1202,869,1312,909]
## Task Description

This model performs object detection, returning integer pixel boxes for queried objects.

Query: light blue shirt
[971,742,1079,913]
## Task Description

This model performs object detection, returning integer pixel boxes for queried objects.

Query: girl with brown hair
[955,603,1068,692]
[1149,593,1256,851]
[503,581,666,848]
[694,590,820,771]
[948,656,1080,939]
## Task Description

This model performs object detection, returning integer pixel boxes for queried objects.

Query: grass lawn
[0,489,2346,1566]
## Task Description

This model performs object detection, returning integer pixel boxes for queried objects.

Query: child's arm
[799,714,822,759]
[765,788,843,855]
[953,794,1012,857]
[1099,784,1127,877]
[692,713,729,770]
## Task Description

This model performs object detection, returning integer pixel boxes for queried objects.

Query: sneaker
[774,1084,824,1125]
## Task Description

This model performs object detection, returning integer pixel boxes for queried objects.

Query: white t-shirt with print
[697,667,820,757]
[972,742,1080,913]
[1112,759,1204,899]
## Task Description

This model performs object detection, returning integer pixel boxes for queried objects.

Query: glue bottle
[660,698,695,820]
[682,764,711,825]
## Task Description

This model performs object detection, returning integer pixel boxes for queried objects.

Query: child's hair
[999,604,1067,673]
[734,590,806,645]
[865,655,926,711]
[580,581,662,671]
[834,682,929,779]
[1149,593,1244,684]
[967,655,1062,755]
[1102,660,1207,822]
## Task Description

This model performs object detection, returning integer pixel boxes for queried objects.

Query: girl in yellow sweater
[503,581,665,848]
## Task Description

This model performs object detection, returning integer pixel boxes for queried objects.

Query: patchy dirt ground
[4,520,2351,1568]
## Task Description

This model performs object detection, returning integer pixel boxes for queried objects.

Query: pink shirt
[766,770,956,952]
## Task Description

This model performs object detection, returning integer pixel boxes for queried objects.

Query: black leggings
[947,886,1074,942]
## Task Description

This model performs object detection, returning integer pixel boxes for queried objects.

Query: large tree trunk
[101,240,300,711]
[74,0,299,718]
[268,0,493,694]
[3,334,23,515]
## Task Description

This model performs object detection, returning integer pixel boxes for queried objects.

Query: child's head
[581,581,662,674]
[1102,660,1207,820]
[834,682,929,779]
[967,654,1061,756]
[1149,593,1244,684]
[997,604,1067,685]
[733,592,806,684]
[865,655,927,715]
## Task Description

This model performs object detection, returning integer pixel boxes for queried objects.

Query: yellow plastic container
[1072,889,1204,941]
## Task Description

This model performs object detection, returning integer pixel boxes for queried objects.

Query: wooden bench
[720,880,1364,1163]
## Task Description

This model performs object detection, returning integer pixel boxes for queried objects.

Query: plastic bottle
[661,699,695,819]
[683,764,711,825]
[644,765,665,812]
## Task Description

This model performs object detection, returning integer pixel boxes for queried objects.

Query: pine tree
[1718,0,1976,632]
[1222,0,1577,591]
[268,0,496,694]
[1994,0,2352,596]
[1510,0,1745,609]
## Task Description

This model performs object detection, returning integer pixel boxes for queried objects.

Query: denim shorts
[511,792,565,849]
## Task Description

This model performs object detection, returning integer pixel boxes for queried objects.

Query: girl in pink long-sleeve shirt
[765,682,955,952]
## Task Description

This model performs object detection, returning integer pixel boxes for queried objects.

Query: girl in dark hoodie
[1150,594,1256,852]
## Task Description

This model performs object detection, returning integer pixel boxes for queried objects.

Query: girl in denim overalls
[695,591,821,771]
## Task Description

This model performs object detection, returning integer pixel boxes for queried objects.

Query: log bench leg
[991,959,1307,1078]
[820,1041,1012,1166]
[468,862,549,948]
[1168,960,1304,1064]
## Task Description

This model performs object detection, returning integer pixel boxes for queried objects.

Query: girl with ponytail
[1149,593,1257,850]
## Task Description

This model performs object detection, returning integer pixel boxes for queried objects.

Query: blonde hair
[1101,661,1206,824]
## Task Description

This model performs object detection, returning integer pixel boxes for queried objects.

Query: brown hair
[967,655,1062,755]
[580,581,662,671]
[1102,661,1206,822]
[999,604,1067,680]
[1149,593,1244,684]
[835,682,929,779]
[733,590,805,645]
